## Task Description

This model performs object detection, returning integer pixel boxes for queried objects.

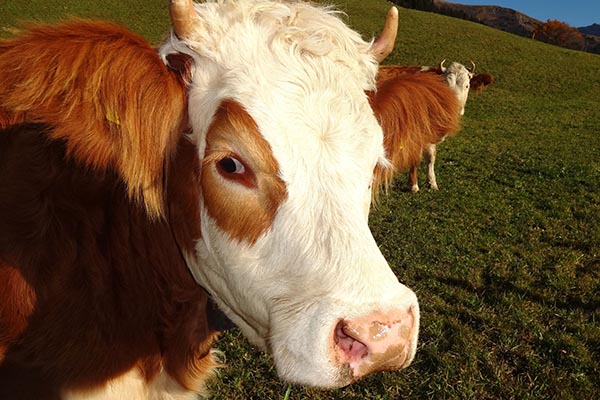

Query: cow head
[440,59,475,115]
[160,0,418,388]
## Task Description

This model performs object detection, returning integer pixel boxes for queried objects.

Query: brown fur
[0,124,218,398]
[470,73,494,92]
[369,70,461,193]
[0,20,220,397]
[0,20,187,218]
[201,100,288,245]
[376,65,438,83]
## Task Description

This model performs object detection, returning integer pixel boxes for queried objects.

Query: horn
[469,60,476,73]
[371,7,399,63]
[169,0,199,39]
[439,59,447,72]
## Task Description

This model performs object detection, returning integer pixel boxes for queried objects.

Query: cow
[369,70,462,194]
[0,1,419,398]
[373,60,474,192]
[470,72,494,92]
[377,60,475,115]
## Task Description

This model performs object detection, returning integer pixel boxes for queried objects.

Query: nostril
[334,320,369,361]
[331,307,417,380]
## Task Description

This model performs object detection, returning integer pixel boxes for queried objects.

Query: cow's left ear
[165,52,194,85]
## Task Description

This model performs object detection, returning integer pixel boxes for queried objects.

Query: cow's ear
[165,52,194,84]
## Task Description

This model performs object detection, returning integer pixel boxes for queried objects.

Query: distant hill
[392,0,600,54]
[579,23,600,37]
[431,0,543,38]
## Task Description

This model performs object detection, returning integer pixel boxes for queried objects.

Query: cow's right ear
[165,52,194,84]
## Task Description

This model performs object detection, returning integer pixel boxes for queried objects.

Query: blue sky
[452,0,600,27]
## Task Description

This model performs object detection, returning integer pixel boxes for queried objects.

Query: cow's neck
[165,136,235,332]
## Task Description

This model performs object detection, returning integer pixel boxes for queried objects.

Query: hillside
[579,23,600,36]
[393,0,600,54]
[1,1,599,399]
[433,0,543,37]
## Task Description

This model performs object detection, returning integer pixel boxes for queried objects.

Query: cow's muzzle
[331,303,419,380]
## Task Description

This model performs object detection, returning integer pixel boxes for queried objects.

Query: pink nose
[332,306,417,379]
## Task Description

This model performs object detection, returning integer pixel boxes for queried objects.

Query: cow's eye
[215,154,256,188]
[218,156,245,175]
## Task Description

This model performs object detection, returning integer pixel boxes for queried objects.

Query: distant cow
[374,60,473,192]
[369,69,462,194]
[377,60,475,115]
[470,72,494,92]
[0,1,419,398]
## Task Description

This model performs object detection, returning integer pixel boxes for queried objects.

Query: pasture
[1,0,598,398]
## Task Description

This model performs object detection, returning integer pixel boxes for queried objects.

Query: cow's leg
[424,143,438,191]
[408,164,419,193]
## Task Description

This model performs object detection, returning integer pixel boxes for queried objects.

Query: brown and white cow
[0,1,419,398]
[374,60,473,192]
[369,69,462,194]
[377,60,475,115]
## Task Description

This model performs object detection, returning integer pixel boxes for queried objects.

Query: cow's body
[0,124,215,399]
[374,62,471,192]
[0,1,419,398]
[371,67,462,193]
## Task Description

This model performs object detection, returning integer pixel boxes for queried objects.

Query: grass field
[1,0,599,399]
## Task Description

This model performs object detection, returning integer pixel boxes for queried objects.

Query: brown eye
[218,156,245,174]
[216,155,256,188]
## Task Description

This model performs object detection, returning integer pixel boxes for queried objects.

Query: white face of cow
[442,62,474,115]
[161,0,419,388]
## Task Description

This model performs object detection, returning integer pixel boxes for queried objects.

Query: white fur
[160,0,419,388]
[424,143,439,190]
[442,61,474,115]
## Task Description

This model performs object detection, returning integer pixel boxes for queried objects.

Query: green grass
[2,1,599,399]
